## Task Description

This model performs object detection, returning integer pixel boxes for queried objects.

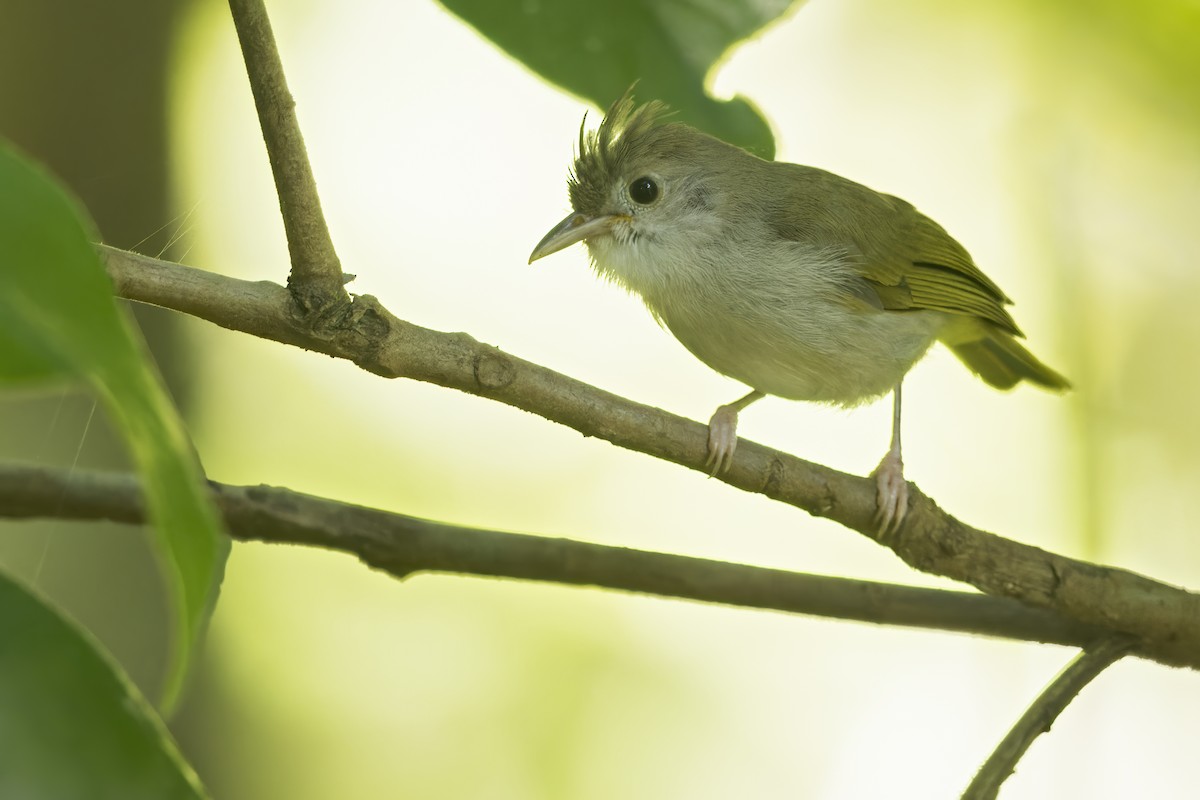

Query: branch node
[761,456,786,498]
[473,350,516,391]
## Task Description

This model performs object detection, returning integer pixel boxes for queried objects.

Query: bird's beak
[528,212,627,264]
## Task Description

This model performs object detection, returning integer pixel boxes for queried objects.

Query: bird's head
[529,92,732,281]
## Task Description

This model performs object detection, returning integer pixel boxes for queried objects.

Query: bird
[528,91,1069,534]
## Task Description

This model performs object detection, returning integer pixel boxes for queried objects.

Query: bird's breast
[605,239,945,405]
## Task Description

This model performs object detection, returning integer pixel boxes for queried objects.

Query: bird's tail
[942,324,1070,391]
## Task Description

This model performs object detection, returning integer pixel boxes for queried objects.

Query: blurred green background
[2,0,1199,797]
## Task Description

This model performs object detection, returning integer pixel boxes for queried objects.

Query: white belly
[595,237,945,405]
[660,293,942,404]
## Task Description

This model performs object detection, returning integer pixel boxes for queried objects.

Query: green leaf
[0,325,69,384]
[0,569,208,799]
[0,140,229,711]
[439,0,806,158]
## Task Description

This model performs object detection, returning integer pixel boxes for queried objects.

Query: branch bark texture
[227,0,347,310]
[0,461,1107,650]
[963,636,1134,799]
[100,245,1200,670]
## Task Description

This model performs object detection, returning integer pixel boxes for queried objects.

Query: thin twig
[227,0,348,312]
[0,461,1107,648]
[962,636,1134,799]
[99,245,1200,670]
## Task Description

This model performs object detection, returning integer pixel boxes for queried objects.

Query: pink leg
[871,384,909,536]
[705,390,764,474]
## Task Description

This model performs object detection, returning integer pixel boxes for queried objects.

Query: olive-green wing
[862,208,1022,336]
[769,165,1021,336]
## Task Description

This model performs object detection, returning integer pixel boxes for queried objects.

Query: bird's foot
[705,404,740,475]
[871,449,909,538]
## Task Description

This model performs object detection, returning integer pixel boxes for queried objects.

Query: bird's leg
[705,390,765,474]
[871,383,909,537]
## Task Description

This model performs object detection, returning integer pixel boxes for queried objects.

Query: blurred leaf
[438,0,806,157]
[1117,284,1200,467]
[1027,0,1200,122]
[0,569,207,799]
[0,326,69,384]
[0,141,229,711]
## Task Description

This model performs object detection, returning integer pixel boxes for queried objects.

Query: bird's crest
[568,88,673,214]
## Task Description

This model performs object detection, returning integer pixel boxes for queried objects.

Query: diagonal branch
[99,245,1200,670]
[962,635,1134,800]
[227,0,348,312]
[0,461,1107,649]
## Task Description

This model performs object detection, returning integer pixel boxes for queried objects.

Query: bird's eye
[628,177,659,205]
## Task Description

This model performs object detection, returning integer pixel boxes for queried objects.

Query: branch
[227,0,348,311]
[0,461,1107,648]
[962,636,1134,799]
[99,245,1200,670]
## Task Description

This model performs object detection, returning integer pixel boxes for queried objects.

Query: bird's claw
[871,450,909,538]
[705,405,740,475]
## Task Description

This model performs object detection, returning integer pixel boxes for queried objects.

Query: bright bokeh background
[166,0,1200,797]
